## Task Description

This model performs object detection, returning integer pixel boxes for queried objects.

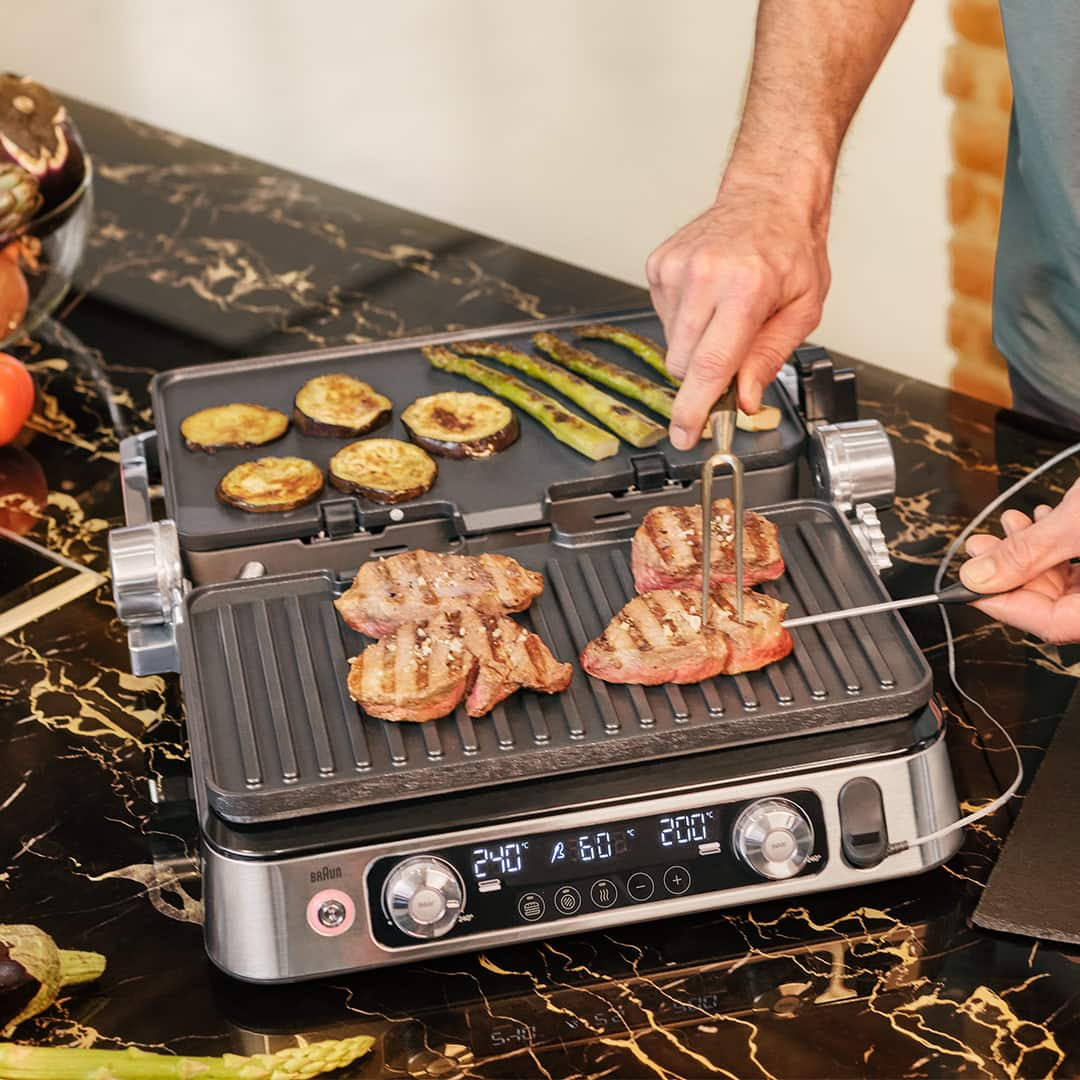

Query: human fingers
[960,502,1079,593]
[971,589,1080,644]
[736,298,820,414]
[668,294,768,450]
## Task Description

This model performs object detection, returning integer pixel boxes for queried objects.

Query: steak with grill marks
[335,550,544,638]
[708,583,793,673]
[580,590,731,684]
[347,607,572,721]
[580,586,792,684]
[631,500,784,593]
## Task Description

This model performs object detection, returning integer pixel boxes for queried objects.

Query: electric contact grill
[109,309,960,982]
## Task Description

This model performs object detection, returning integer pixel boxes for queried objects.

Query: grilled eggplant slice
[216,456,324,513]
[180,403,289,453]
[328,438,437,503]
[293,373,392,438]
[401,391,518,458]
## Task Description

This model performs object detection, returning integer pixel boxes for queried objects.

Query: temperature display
[549,830,633,868]
[658,811,713,848]
[471,842,527,880]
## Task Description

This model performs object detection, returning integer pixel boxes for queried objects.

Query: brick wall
[945,0,1012,405]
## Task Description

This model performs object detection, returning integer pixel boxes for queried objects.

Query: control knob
[733,798,815,880]
[382,856,464,939]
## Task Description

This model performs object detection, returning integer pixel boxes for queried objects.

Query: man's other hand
[960,482,1080,644]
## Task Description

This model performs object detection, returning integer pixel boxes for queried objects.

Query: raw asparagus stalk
[423,346,618,461]
[452,341,665,448]
[0,1036,375,1079]
[0,926,105,1038]
[532,332,676,420]
[576,323,678,385]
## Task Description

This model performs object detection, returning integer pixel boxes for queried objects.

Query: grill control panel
[366,791,827,948]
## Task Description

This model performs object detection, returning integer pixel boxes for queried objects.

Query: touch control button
[306,888,356,937]
[518,892,545,922]
[663,866,692,895]
[591,879,618,908]
[627,872,655,902]
[554,886,582,915]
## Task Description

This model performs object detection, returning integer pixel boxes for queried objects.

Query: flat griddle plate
[179,500,932,824]
[151,311,804,551]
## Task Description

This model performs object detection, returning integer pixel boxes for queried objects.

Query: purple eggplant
[0,74,87,214]
[0,924,105,1036]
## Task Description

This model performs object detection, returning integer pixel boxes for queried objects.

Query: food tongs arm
[700,384,744,624]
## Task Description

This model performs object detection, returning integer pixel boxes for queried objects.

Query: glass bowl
[0,154,94,348]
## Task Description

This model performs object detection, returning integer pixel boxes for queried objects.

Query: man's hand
[646,183,830,449]
[960,481,1080,644]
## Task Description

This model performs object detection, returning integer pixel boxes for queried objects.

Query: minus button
[698,842,722,856]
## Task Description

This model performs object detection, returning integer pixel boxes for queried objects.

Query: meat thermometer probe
[782,581,988,629]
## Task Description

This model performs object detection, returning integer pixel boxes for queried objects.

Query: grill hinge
[631,452,668,493]
[794,344,858,425]
[319,497,362,540]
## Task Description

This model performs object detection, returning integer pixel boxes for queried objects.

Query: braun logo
[310,865,343,884]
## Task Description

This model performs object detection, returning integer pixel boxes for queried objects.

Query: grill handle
[119,429,160,527]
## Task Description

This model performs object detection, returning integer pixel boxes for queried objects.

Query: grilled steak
[580,590,731,684]
[632,500,784,593]
[348,607,572,721]
[580,586,792,684]
[335,550,545,638]
[708,583,793,674]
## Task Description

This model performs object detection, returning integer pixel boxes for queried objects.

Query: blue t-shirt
[994,5,1080,410]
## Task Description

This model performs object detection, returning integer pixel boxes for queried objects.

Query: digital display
[468,808,720,886]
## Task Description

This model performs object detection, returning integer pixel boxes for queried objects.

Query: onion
[0,73,87,213]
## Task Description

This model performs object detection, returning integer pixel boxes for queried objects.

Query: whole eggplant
[0,74,87,214]
[0,925,105,1037]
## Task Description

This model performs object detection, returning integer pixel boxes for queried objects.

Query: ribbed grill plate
[181,501,930,823]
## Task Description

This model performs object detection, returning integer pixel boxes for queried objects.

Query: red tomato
[0,353,35,446]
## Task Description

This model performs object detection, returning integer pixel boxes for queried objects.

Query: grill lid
[179,500,931,824]
[150,310,805,552]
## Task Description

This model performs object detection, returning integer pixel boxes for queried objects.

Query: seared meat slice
[348,607,572,721]
[335,550,544,637]
[631,500,784,593]
[708,583,793,674]
[580,586,792,684]
[580,590,731,685]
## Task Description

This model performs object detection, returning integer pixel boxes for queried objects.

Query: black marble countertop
[1,101,1079,1079]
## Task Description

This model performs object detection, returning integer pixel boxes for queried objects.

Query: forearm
[722,0,915,224]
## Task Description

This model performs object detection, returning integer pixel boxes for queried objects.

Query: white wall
[7,0,952,386]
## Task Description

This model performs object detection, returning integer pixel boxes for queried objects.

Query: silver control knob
[733,798,815,880]
[108,520,184,626]
[810,420,896,514]
[383,856,464,940]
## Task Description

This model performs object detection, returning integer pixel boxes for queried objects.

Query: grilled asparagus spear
[0,1037,375,1079]
[452,341,665,448]
[532,332,677,420]
[423,346,618,461]
[576,323,677,385]
[540,331,783,433]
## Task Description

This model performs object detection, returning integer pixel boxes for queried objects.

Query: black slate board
[974,684,1080,942]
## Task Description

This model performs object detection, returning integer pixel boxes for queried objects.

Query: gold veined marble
[0,100,1077,1077]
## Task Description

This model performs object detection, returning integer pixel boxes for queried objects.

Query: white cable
[889,437,1080,855]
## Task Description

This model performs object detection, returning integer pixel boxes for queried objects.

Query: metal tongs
[700,384,744,625]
